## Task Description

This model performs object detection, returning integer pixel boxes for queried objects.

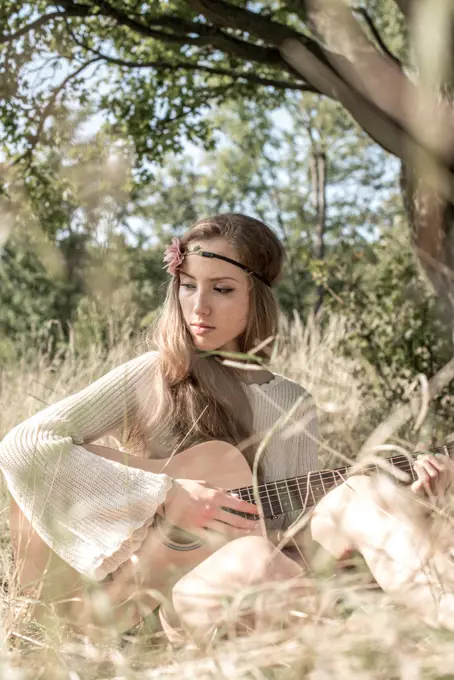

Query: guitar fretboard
[228,442,453,520]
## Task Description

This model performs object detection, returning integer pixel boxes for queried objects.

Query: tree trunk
[282,0,454,324]
[310,151,327,313]
[400,163,454,321]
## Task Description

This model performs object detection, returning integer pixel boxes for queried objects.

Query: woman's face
[178,237,250,352]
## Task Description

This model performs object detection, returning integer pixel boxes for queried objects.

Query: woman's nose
[193,292,210,315]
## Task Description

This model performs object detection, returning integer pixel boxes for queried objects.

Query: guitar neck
[230,442,454,520]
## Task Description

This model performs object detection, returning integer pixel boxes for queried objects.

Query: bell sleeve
[0,352,172,581]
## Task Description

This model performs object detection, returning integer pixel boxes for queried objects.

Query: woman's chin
[192,335,219,351]
[191,331,236,352]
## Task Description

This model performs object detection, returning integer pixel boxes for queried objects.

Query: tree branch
[57,0,287,67]
[0,8,94,44]
[64,27,318,92]
[281,38,407,159]
[185,0,301,44]
[301,0,454,166]
[0,0,284,70]
[13,57,102,167]
[3,1,331,84]
[98,57,317,92]
[185,0,331,64]
[353,7,402,67]
[57,0,219,37]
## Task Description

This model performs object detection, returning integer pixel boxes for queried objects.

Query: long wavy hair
[130,213,285,467]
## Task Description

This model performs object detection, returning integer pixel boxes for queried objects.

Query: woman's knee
[174,535,299,597]
[170,535,303,636]
[220,535,302,581]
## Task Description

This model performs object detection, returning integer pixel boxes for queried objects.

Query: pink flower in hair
[163,237,185,275]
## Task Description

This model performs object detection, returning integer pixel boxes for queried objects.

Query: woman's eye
[180,283,233,294]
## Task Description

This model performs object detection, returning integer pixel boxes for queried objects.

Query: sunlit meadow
[0,313,453,680]
[3,2,454,675]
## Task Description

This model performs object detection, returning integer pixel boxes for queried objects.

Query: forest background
[3,0,454,444]
[2,1,454,677]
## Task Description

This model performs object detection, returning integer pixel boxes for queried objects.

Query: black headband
[192,249,271,287]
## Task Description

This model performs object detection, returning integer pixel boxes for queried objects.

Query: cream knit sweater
[0,352,318,581]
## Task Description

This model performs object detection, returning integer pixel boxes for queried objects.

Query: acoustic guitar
[9,439,451,630]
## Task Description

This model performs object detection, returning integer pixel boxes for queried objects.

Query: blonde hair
[131,213,285,466]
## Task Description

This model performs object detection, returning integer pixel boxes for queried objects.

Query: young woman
[0,213,320,640]
[2,212,452,642]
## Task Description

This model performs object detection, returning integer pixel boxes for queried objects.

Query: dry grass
[0,316,453,679]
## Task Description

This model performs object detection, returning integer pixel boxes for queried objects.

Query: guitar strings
[232,454,416,499]
[252,460,416,506]
[228,461,417,517]
[230,451,434,510]
[229,440,453,514]
[251,443,452,500]
[234,461,416,516]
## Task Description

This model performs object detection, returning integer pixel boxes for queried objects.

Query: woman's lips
[191,324,215,335]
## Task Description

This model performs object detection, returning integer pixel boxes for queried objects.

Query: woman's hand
[411,453,453,498]
[162,478,261,540]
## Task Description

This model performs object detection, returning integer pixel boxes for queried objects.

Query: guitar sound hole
[154,514,203,551]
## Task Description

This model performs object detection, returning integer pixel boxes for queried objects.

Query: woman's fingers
[197,489,258,522]
[412,454,450,496]
[222,492,259,517]
[215,506,260,530]
[203,519,261,541]
[415,455,444,478]
[164,479,260,533]
[411,475,433,497]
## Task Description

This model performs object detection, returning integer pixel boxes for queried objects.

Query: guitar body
[10,440,255,630]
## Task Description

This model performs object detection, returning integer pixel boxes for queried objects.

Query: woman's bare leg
[165,535,306,643]
[311,474,454,630]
